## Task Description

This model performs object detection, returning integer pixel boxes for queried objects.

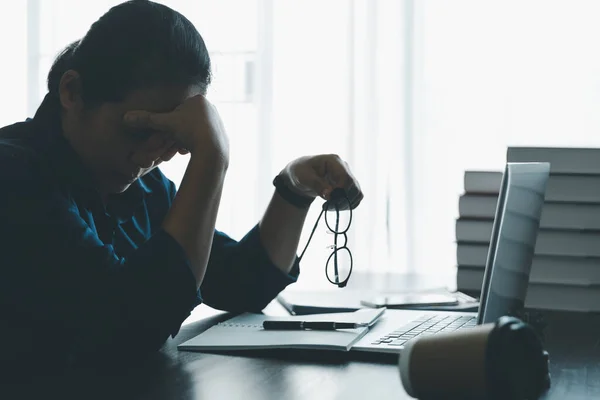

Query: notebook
[177,308,386,352]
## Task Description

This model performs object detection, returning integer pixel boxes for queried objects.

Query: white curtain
[411,0,600,278]
[3,1,600,289]
[0,3,27,129]
[0,0,407,289]
[267,0,410,287]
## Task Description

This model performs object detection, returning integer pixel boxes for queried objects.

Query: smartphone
[360,292,460,308]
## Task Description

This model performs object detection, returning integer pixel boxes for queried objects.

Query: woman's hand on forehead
[157,143,185,163]
[131,132,188,176]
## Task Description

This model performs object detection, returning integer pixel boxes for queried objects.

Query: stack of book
[456,147,600,312]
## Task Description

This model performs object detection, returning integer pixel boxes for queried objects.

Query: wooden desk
[3,273,600,400]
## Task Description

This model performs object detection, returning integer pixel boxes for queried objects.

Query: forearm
[259,190,310,274]
[162,154,227,286]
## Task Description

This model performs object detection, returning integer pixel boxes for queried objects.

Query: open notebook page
[178,308,385,352]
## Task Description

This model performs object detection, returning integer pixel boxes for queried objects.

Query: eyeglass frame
[298,190,354,288]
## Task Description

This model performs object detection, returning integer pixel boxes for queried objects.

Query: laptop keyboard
[371,314,477,347]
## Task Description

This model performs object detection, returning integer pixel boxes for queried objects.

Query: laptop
[350,162,550,354]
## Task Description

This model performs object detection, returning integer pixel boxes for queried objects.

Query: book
[456,267,487,292]
[458,244,600,285]
[526,283,600,312]
[455,219,493,243]
[461,172,600,203]
[507,146,600,175]
[457,267,600,312]
[456,219,600,257]
[459,195,600,230]
[464,171,503,194]
[457,258,600,287]
[457,243,490,266]
[458,194,498,219]
[177,308,385,352]
[545,175,600,203]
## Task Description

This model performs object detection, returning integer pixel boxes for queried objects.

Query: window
[0,3,27,128]
[30,0,261,241]
[412,0,600,275]
[11,0,409,289]
[5,1,596,288]
[269,0,410,287]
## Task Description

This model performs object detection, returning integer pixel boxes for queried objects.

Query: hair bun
[47,40,81,94]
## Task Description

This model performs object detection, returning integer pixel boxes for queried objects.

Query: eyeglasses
[298,191,353,288]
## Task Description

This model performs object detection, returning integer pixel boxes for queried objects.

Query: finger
[143,132,169,151]
[332,188,358,210]
[349,191,364,210]
[321,156,354,190]
[124,110,172,131]
[178,148,190,155]
[159,145,179,163]
[339,163,362,204]
[335,183,359,210]
[312,177,333,199]
[327,165,351,189]
[323,158,361,202]
[346,179,364,206]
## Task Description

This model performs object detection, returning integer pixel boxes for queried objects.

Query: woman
[0,0,363,371]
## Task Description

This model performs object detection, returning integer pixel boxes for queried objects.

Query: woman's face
[61,76,196,195]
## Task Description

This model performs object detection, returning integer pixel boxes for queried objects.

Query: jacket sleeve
[200,225,300,313]
[162,177,300,314]
[0,157,199,367]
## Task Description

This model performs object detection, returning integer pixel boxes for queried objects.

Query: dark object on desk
[262,321,369,330]
[399,315,550,400]
[277,288,479,315]
[277,290,362,315]
[511,307,548,343]
[360,292,459,308]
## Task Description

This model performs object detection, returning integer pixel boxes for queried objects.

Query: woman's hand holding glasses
[277,154,364,288]
[277,154,364,208]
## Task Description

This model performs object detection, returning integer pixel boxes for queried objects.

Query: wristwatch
[272,174,315,210]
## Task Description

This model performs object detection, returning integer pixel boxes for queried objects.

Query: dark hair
[46,0,211,107]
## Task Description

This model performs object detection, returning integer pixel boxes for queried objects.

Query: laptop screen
[476,163,550,325]
[476,165,509,324]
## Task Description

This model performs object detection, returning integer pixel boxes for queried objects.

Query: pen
[262,320,370,330]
